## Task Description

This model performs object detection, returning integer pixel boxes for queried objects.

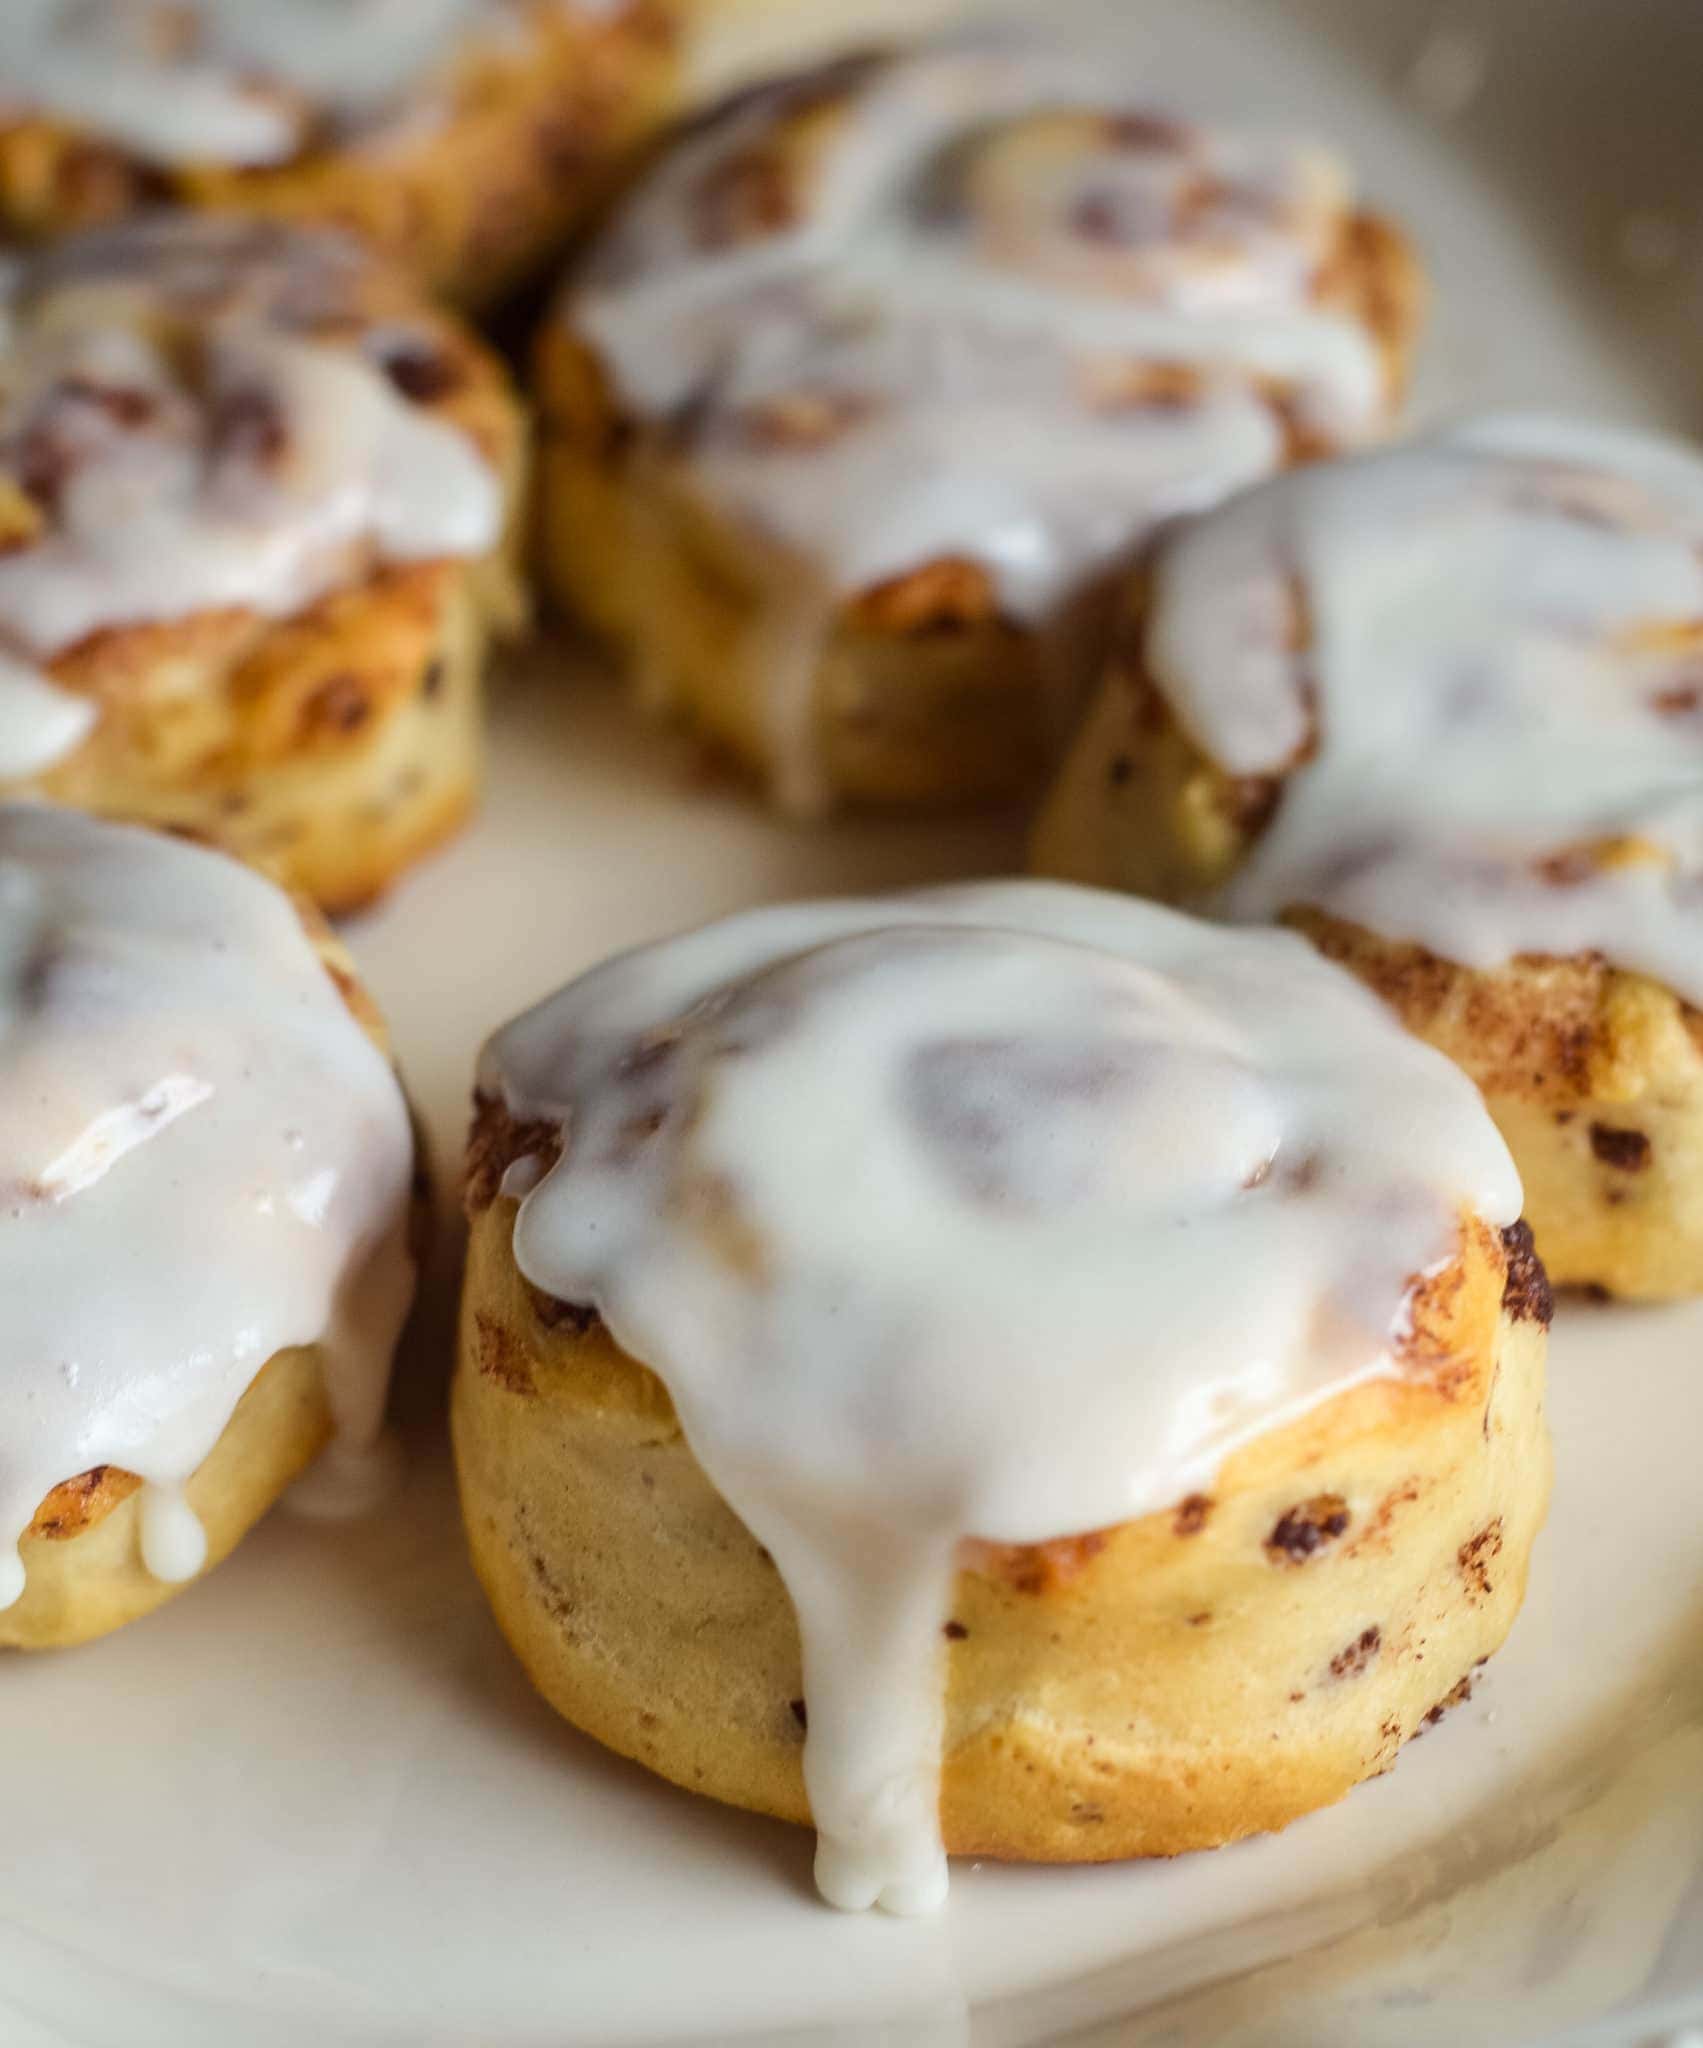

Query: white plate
[7,2,1703,2042]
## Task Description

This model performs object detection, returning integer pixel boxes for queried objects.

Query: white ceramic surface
[5,0,1703,2041]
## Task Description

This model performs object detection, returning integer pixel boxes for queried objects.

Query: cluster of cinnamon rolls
[7,11,1687,1928]
[0,1,674,304]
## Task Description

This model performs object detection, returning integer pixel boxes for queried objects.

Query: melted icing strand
[481,880,1519,1913]
[0,805,416,1601]
[0,0,619,166]
[564,35,1391,815]
[1144,414,1703,1001]
[0,218,501,775]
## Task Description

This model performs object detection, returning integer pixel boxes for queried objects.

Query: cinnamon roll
[536,35,1422,818]
[454,881,1547,1911]
[0,216,526,913]
[0,805,417,1650]
[1035,416,1703,1298]
[0,1,676,307]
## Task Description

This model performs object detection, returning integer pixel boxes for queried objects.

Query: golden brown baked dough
[0,218,528,913]
[454,1098,1549,1863]
[0,2,677,308]
[537,47,1423,816]
[4,1344,336,1651]
[1,890,410,1653]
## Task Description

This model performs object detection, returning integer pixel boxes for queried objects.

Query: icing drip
[566,35,1391,813]
[138,1485,210,1583]
[0,1,619,167]
[0,218,502,778]
[1144,415,1703,1002]
[481,881,1519,1912]
[0,805,416,1602]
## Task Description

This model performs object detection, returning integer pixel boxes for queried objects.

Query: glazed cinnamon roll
[0,805,416,1650]
[537,35,1421,817]
[0,1,676,307]
[455,882,1548,1912]
[1036,416,1703,1298]
[0,215,526,912]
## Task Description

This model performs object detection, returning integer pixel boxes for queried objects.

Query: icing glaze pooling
[0,218,501,779]
[481,881,1519,1912]
[0,1,612,166]
[0,805,415,1606]
[1145,415,1703,1002]
[566,35,1392,814]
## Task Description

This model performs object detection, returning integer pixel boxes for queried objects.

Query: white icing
[0,804,416,1603]
[566,35,1391,814]
[0,219,501,779]
[0,0,618,167]
[480,880,1519,1913]
[138,1484,210,1583]
[1143,414,1703,1002]
[0,651,95,777]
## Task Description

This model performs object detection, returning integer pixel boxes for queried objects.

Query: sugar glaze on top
[0,1,619,168]
[564,34,1395,814]
[481,881,1519,1913]
[1145,415,1703,1000]
[0,217,502,780]
[0,805,415,1605]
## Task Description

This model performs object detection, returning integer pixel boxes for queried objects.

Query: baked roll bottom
[2,1345,331,1652]
[454,1170,1550,1862]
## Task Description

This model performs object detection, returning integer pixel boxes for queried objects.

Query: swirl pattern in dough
[538,34,1422,815]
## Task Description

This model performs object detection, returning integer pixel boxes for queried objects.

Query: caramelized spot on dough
[1395,1241,1476,1391]
[1329,1624,1381,1680]
[1420,1673,1473,1730]
[847,556,1001,637]
[1345,1477,1424,1560]
[299,672,372,738]
[1172,1492,1212,1536]
[1266,1493,1350,1563]
[1499,1220,1553,1327]
[1589,1121,1652,1172]
[26,1462,143,1540]
[966,1527,1109,1595]
[473,1310,537,1397]
[1458,1518,1504,1600]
